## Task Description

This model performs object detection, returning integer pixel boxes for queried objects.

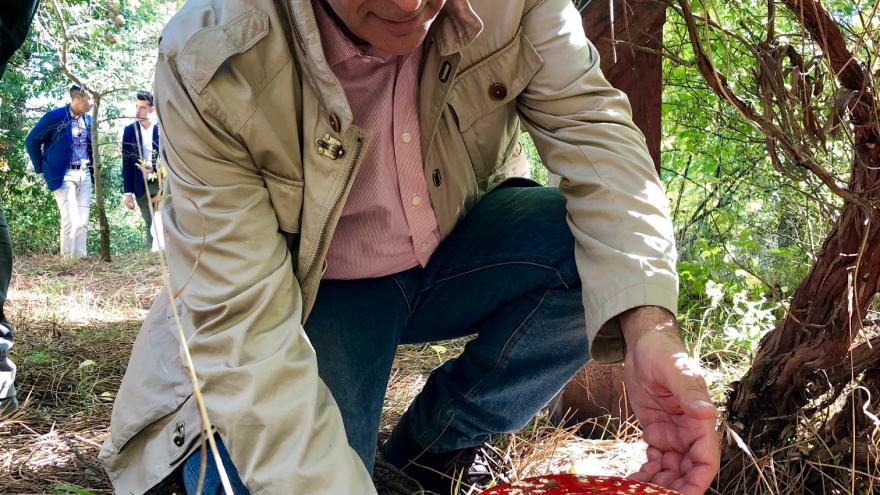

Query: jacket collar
[279,0,482,132]
[432,0,483,56]
[135,119,156,133]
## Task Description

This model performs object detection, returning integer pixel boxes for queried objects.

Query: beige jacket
[99,0,678,493]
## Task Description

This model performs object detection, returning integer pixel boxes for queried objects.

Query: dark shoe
[372,455,428,495]
[381,427,493,495]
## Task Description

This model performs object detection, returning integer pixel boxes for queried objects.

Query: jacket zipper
[276,0,362,281]
[302,136,365,281]
[275,0,306,54]
[286,0,306,53]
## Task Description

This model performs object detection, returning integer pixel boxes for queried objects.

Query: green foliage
[53,484,96,495]
[21,350,58,366]
[657,2,879,356]
[678,237,782,359]
[521,132,550,186]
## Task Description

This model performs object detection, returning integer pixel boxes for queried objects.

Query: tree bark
[582,0,666,172]
[90,96,111,262]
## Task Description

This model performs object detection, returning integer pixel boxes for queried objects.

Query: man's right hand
[619,306,720,495]
[123,194,135,210]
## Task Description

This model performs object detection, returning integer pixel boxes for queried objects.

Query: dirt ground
[0,254,647,495]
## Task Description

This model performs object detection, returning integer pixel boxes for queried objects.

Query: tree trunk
[718,0,880,489]
[581,0,666,172]
[90,96,111,262]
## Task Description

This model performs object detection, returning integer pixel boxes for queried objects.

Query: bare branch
[50,0,88,93]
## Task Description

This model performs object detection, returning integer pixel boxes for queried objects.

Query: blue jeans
[180,185,590,493]
[180,437,249,495]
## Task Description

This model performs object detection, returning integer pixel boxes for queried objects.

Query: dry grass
[713,413,880,495]
[1,253,160,494]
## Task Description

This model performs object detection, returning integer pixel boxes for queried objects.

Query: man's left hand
[619,306,719,495]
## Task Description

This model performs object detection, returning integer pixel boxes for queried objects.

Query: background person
[25,84,94,258]
[121,90,160,248]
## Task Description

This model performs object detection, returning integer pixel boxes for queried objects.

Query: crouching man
[100,1,720,494]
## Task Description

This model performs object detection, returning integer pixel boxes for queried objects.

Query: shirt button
[420,242,431,253]
[401,132,412,143]
[410,195,422,206]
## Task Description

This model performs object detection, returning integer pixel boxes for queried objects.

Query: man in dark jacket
[121,91,160,248]
[25,84,94,258]
[0,0,40,415]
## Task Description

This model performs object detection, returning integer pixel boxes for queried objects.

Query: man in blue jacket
[25,84,94,258]
[121,91,160,248]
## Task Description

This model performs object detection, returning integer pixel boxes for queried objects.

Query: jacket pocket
[447,29,543,184]
[262,171,304,234]
[177,6,270,95]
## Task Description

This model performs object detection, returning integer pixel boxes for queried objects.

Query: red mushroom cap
[479,474,681,494]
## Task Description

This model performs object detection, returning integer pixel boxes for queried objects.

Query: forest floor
[0,253,722,494]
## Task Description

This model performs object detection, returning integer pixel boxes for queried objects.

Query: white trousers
[52,169,92,258]
[150,209,165,252]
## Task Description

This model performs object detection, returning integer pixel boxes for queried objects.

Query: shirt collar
[68,104,83,120]
[289,0,482,133]
[313,0,396,66]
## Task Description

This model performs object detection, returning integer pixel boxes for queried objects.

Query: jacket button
[432,169,442,187]
[489,83,507,100]
[172,421,185,447]
[328,114,341,133]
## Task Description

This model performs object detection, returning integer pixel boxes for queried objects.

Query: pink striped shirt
[316,2,441,280]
